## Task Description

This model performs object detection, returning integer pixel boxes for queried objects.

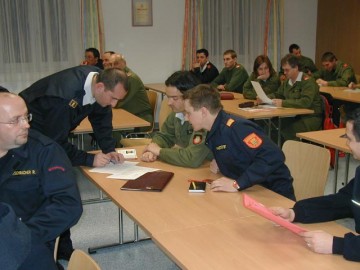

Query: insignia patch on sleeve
[226,119,235,127]
[243,133,263,149]
[193,134,203,145]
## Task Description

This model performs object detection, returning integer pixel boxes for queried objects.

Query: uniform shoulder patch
[127,72,132,77]
[243,132,263,149]
[207,64,212,69]
[303,75,309,81]
[236,64,240,68]
[226,118,235,127]
[343,63,348,68]
[192,134,203,145]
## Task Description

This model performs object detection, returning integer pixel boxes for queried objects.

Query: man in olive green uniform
[265,54,322,142]
[142,71,212,168]
[211,50,249,93]
[108,54,153,132]
[315,51,356,87]
[279,44,318,81]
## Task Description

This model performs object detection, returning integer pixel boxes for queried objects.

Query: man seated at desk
[141,71,212,168]
[260,54,322,142]
[190,48,219,83]
[211,49,249,93]
[183,84,295,200]
[271,108,360,262]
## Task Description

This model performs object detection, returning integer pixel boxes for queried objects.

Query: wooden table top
[72,109,150,134]
[80,145,357,269]
[320,86,360,103]
[297,128,350,153]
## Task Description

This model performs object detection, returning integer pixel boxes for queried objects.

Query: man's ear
[201,106,208,117]
[94,82,105,94]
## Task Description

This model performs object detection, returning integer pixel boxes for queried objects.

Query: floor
[59,136,357,270]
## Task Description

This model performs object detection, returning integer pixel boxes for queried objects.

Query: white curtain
[0,0,82,93]
[202,0,283,73]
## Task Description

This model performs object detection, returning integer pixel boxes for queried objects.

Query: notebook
[121,171,174,192]
[243,193,307,235]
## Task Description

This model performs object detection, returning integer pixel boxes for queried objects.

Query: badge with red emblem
[243,133,263,149]
[193,134,203,145]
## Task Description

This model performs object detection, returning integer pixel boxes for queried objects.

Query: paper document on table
[89,161,159,180]
[251,81,273,104]
[243,194,307,235]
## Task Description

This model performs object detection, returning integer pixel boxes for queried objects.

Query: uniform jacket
[211,64,249,93]
[152,112,212,168]
[19,65,115,166]
[191,62,219,83]
[205,110,295,200]
[314,60,357,87]
[243,72,281,100]
[115,66,152,123]
[293,166,360,262]
[0,130,83,244]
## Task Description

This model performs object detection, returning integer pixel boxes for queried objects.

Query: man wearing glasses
[0,92,82,268]
[141,71,212,168]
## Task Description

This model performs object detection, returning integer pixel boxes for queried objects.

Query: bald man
[0,92,82,264]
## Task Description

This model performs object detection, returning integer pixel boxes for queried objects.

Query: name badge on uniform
[69,99,78,108]
[216,145,227,150]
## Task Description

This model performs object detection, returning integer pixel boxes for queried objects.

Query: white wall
[284,0,318,59]
[102,0,184,84]
[102,0,318,84]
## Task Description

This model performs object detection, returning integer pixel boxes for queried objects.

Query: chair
[120,97,171,147]
[67,249,101,270]
[53,236,60,261]
[282,140,330,201]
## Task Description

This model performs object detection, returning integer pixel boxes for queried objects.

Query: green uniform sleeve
[242,73,257,99]
[327,65,355,87]
[211,68,226,87]
[158,131,212,168]
[282,78,319,109]
[151,113,177,148]
[224,66,249,92]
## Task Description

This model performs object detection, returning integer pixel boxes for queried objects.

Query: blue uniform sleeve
[25,142,83,243]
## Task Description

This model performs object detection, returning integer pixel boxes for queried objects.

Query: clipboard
[121,171,174,191]
[243,194,307,235]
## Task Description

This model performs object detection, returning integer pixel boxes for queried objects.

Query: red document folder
[243,193,307,235]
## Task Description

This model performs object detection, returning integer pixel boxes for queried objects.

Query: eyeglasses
[0,113,32,126]
[166,95,183,101]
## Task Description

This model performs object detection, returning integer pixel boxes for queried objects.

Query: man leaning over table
[211,49,249,93]
[259,54,322,142]
[271,108,360,262]
[141,71,213,168]
[183,84,295,200]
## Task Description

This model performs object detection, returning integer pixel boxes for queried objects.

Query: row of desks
[80,145,358,269]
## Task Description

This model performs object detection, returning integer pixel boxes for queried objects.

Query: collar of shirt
[288,71,303,86]
[83,72,98,106]
[175,112,186,125]
[200,61,210,73]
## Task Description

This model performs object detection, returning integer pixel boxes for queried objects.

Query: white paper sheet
[251,81,273,104]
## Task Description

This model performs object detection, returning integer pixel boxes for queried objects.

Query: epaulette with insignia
[343,63,348,68]
[226,118,235,127]
[127,72,132,77]
[69,99,78,108]
[303,75,309,81]
[207,64,212,69]
[236,64,240,68]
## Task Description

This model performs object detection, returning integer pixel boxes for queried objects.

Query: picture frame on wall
[132,0,153,27]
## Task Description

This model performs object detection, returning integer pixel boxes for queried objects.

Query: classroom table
[296,128,351,193]
[320,86,360,103]
[71,109,150,149]
[80,145,358,269]
[144,83,166,97]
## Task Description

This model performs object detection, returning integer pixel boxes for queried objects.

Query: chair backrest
[67,249,101,270]
[282,140,330,201]
[53,236,60,261]
[158,97,172,130]
[146,90,158,132]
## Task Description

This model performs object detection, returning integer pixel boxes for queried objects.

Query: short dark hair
[85,47,100,59]
[288,44,300,53]
[281,54,301,69]
[97,68,128,92]
[346,108,360,141]
[321,52,337,62]
[0,86,9,93]
[165,71,201,94]
[223,49,237,59]
[104,51,115,55]
[183,84,223,114]
[196,48,209,57]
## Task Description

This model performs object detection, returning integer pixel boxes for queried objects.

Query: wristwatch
[232,180,240,191]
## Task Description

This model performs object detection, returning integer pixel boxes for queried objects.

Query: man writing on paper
[141,71,212,168]
[183,84,295,200]
[271,108,360,262]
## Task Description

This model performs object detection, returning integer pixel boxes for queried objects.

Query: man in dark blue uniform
[0,93,82,265]
[190,48,219,83]
[20,66,128,167]
[271,108,360,262]
[183,84,295,200]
